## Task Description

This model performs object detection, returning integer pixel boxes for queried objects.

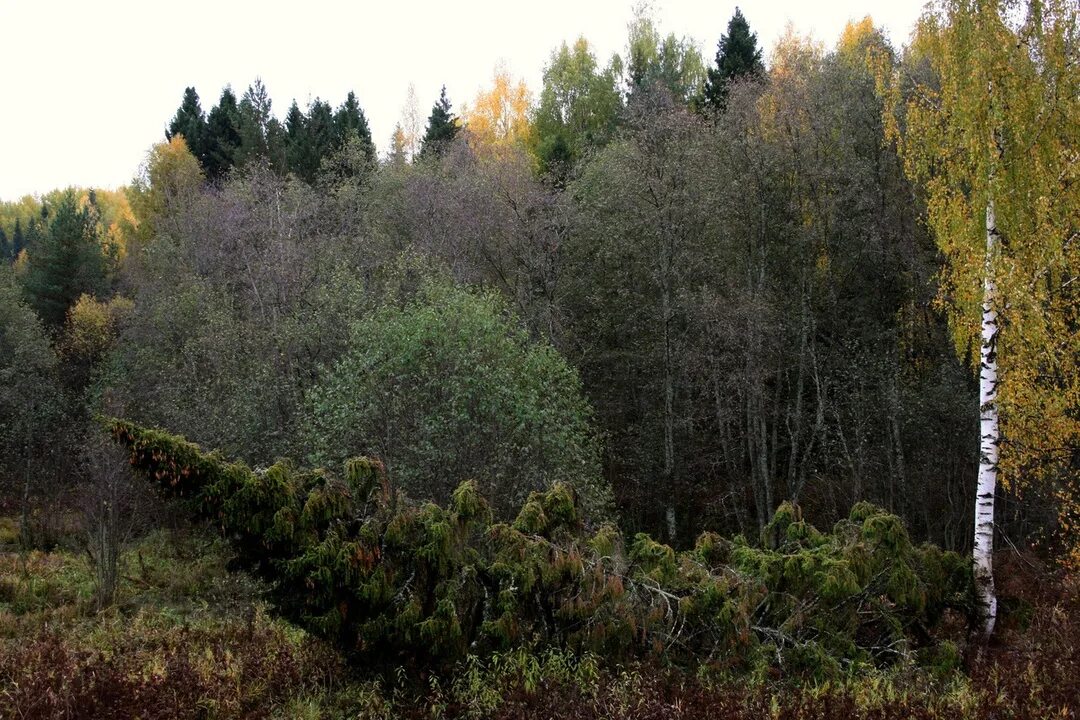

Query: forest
[1,0,1078,717]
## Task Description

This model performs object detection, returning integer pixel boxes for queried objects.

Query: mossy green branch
[107,418,974,678]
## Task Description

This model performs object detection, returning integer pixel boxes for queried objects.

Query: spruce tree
[0,228,8,262]
[204,87,243,181]
[265,117,289,175]
[22,191,107,328]
[305,99,336,180]
[283,98,343,183]
[237,78,273,167]
[11,219,25,259]
[703,8,764,111]
[166,87,209,166]
[333,91,376,163]
[284,100,315,182]
[419,86,459,158]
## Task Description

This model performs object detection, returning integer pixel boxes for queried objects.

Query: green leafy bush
[302,280,612,520]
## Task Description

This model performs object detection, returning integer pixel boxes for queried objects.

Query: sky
[0,0,929,200]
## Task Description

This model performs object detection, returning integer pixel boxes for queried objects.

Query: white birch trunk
[974,196,1000,639]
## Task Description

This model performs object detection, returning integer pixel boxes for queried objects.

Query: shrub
[302,279,612,521]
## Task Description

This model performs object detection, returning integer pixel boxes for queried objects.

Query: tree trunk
[661,281,677,544]
[974,196,1000,640]
[19,434,32,577]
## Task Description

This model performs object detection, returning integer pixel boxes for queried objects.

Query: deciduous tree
[533,38,622,178]
[887,0,1080,637]
[463,66,535,152]
[302,278,611,520]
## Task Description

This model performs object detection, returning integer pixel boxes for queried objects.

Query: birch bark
[974,195,1000,639]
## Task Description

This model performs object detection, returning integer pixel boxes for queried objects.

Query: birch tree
[886,0,1079,638]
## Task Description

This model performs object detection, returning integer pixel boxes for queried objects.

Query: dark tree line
[165,81,379,183]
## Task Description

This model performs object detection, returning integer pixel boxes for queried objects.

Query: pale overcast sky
[0,0,927,200]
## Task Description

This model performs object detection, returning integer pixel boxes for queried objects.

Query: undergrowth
[0,522,1076,718]
[0,421,1073,718]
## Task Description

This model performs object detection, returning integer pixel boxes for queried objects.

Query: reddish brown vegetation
[1,542,1074,719]
[0,618,341,719]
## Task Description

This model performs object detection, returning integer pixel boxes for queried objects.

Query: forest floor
[0,518,1076,720]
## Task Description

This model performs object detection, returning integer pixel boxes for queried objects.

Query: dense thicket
[0,268,63,542]
[106,165,369,463]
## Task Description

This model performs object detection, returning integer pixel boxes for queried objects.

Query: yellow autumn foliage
[883,0,1080,559]
[127,135,204,242]
[463,65,535,154]
[61,293,134,364]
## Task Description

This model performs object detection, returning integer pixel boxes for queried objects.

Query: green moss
[692,531,731,566]
[540,483,581,532]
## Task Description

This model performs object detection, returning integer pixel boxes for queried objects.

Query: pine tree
[703,8,764,111]
[166,87,209,167]
[204,87,243,181]
[0,228,8,262]
[419,86,460,158]
[22,191,107,328]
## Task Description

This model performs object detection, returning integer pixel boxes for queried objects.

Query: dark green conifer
[22,191,107,327]
[307,98,336,165]
[419,86,459,158]
[333,91,376,163]
[285,100,315,182]
[204,87,243,181]
[265,117,289,175]
[236,78,274,167]
[11,219,25,259]
[166,87,209,165]
[703,8,764,111]
[285,99,336,183]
